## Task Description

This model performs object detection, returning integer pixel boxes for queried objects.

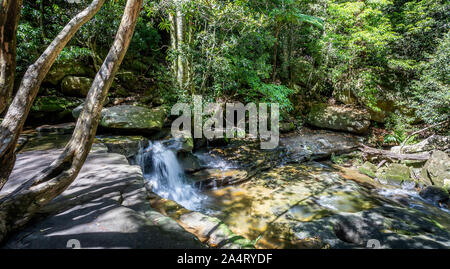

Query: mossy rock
[31,96,82,113]
[61,76,93,97]
[358,161,377,178]
[29,96,82,124]
[96,135,148,158]
[306,103,371,134]
[100,105,166,133]
[179,212,254,249]
[43,62,94,85]
[420,150,450,189]
[280,122,295,133]
[377,163,412,184]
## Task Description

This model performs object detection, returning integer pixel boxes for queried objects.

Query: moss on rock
[306,103,371,134]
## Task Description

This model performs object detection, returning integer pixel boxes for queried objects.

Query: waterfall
[138,141,205,210]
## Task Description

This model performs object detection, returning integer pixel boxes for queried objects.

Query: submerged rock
[100,105,166,134]
[179,212,254,249]
[306,104,371,134]
[190,169,248,189]
[333,214,384,245]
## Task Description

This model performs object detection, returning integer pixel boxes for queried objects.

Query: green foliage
[411,32,450,124]
[322,0,399,108]
[13,0,449,128]
[384,114,411,145]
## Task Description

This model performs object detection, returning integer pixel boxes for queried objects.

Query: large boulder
[377,163,412,185]
[43,62,94,86]
[358,161,377,178]
[367,99,395,123]
[332,89,395,123]
[279,121,296,133]
[391,135,450,154]
[96,135,149,158]
[61,76,93,97]
[306,104,371,134]
[99,105,166,133]
[420,150,450,190]
[72,97,110,119]
[29,96,83,124]
[178,151,202,173]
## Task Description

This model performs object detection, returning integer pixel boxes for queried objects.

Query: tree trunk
[39,0,45,41]
[0,0,106,191]
[358,144,431,161]
[0,0,142,243]
[175,5,185,89]
[272,22,280,82]
[169,0,188,91]
[0,0,22,114]
[168,11,178,77]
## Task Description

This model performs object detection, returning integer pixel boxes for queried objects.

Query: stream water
[16,132,450,248]
[137,141,207,211]
[137,139,450,248]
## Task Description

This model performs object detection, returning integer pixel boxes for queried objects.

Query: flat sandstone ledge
[1,145,204,249]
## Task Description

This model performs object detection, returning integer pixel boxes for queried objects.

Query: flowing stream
[136,139,450,248]
[137,141,206,211]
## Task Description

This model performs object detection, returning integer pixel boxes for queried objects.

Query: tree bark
[39,0,45,41]
[358,144,430,161]
[175,4,185,88]
[0,0,106,191]
[272,22,280,82]
[0,0,22,114]
[169,0,188,90]
[168,11,178,78]
[0,0,143,243]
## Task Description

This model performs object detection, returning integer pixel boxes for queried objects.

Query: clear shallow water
[137,141,450,247]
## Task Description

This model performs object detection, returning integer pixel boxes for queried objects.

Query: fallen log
[358,143,430,161]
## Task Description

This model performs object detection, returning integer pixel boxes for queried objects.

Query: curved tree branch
[0,0,143,244]
[0,0,106,190]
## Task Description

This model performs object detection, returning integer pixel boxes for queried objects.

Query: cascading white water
[138,141,206,211]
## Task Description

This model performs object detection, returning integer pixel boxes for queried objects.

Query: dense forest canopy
[7,0,450,130]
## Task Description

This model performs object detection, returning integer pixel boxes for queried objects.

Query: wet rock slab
[1,146,203,249]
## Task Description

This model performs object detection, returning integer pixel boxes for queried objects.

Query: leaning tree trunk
[0,0,106,191]
[0,0,143,243]
[0,0,22,114]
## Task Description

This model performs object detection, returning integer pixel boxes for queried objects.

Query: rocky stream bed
[1,122,449,249]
